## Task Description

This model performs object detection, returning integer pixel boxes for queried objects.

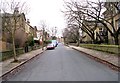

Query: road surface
[9,43,118,81]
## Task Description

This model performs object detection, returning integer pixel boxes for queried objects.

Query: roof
[2,13,26,21]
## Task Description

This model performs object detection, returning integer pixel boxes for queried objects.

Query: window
[116,18,120,31]
[99,31,103,36]
[99,28,102,31]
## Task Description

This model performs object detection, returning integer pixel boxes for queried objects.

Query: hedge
[79,44,120,55]
[0,48,24,61]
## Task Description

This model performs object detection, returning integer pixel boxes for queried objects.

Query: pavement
[68,45,119,71]
[0,47,46,81]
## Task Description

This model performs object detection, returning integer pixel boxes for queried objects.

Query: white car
[47,43,55,50]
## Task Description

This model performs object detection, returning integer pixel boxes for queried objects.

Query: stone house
[81,2,120,45]
[25,20,37,40]
[1,11,27,51]
[81,20,108,44]
[103,2,120,45]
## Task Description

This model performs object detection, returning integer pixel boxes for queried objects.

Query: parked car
[47,43,55,50]
[56,41,59,45]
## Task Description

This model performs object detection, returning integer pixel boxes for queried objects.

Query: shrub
[1,48,24,61]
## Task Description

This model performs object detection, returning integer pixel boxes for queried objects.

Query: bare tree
[63,0,120,45]
[75,1,120,45]
[63,0,99,44]
[39,20,47,50]
[49,26,58,40]
[62,28,69,44]
[62,22,80,46]
[1,0,29,62]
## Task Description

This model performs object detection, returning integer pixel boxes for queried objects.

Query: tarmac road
[8,43,118,81]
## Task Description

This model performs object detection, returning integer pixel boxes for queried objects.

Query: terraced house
[1,8,27,51]
[25,20,38,46]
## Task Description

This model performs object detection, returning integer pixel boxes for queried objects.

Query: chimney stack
[27,19,30,24]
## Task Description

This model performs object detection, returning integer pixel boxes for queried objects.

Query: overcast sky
[24,0,67,37]
[25,0,98,37]
[1,0,105,37]
[1,0,67,37]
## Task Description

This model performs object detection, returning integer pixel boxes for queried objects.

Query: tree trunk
[42,32,44,50]
[42,38,44,50]
[76,30,80,46]
[114,35,119,45]
[77,41,79,46]
[93,39,96,44]
[12,36,18,61]
[92,33,96,44]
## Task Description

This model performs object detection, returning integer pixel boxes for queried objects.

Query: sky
[1,0,67,37]
[1,0,106,37]
[24,0,67,37]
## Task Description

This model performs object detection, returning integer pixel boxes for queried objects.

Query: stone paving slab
[69,45,119,68]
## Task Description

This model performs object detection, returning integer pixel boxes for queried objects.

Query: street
[8,43,118,81]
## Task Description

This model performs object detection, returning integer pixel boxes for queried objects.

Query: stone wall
[0,41,6,51]
[0,41,13,52]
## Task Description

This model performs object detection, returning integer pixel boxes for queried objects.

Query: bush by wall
[79,44,120,55]
[0,45,42,61]
[0,48,24,61]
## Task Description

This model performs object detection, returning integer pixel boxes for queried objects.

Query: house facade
[103,2,120,45]
[0,13,3,51]
[81,2,120,45]
[25,21,38,45]
[1,11,27,51]
[81,20,108,44]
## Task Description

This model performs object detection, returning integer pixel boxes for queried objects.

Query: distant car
[52,40,58,47]
[56,41,59,45]
[47,43,55,50]
[52,42,57,47]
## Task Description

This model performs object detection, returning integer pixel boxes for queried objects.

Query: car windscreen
[48,44,53,46]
